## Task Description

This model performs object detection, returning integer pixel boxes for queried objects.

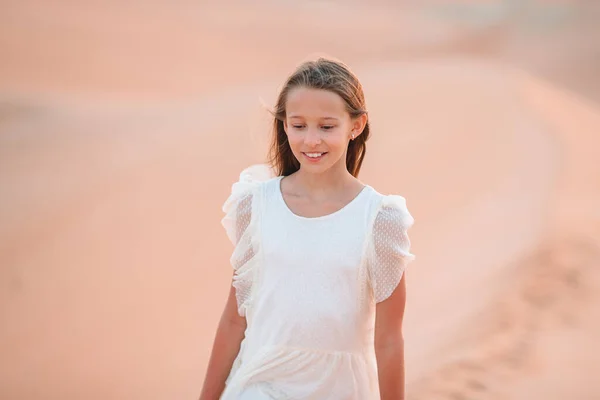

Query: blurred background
[1,0,599,399]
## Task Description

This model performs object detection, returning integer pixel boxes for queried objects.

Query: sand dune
[1,1,599,399]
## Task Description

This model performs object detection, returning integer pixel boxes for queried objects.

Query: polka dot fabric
[367,195,415,303]
[221,165,272,316]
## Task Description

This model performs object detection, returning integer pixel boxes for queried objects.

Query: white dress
[220,165,416,400]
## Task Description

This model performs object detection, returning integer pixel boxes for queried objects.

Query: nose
[304,128,322,146]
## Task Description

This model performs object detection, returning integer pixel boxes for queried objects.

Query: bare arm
[374,274,407,400]
[199,281,247,400]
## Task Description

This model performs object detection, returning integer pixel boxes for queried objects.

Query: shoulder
[222,164,277,244]
[368,188,414,230]
[223,164,276,209]
[238,163,276,184]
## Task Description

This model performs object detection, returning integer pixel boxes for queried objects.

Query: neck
[293,164,355,196]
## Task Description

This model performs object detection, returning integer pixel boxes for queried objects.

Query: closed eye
[321,125,335,130]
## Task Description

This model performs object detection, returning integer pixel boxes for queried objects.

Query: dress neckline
[276,175,371,221]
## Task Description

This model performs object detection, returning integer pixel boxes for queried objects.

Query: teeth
[306,153,323,158]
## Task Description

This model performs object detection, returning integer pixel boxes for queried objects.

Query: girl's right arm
[199,281,247,400]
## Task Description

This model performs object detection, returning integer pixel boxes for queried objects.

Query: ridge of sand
[406,72,600,400]
[1,2,599,397]
[4,59,598,398]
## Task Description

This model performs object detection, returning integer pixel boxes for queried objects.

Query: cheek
[328,132,350,150]
[286,131,304,148]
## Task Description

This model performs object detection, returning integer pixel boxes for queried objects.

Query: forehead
[286,87,347,118]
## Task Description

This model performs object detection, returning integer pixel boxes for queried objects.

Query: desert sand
[1,1,599,399]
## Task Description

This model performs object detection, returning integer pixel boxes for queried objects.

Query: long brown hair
[267,57,370,177]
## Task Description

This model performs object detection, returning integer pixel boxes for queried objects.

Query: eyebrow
[288,115,340,121]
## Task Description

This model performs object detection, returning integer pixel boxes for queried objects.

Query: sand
[1,1,599,399]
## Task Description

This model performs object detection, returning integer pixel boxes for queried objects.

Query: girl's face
[283,87,365,175]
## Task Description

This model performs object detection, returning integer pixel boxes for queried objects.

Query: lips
[302,152,328,162]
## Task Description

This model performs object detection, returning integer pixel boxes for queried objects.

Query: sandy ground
[1,1,599,399]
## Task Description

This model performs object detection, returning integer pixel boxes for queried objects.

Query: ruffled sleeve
[221,164,273,316]
[366,195,416,303]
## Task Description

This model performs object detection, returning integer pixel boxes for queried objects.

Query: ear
[351,113,368,139]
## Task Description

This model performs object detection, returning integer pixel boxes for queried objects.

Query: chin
[301,161,340,175]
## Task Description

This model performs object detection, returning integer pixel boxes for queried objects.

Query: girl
[200,57,415,400]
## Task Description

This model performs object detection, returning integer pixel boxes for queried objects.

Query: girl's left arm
[374,274,407,400]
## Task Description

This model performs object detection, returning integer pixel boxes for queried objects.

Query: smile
[302,152,328,161]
